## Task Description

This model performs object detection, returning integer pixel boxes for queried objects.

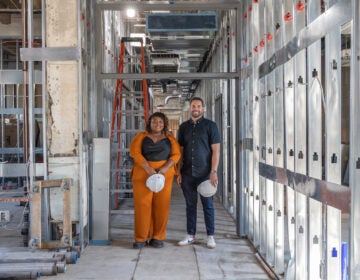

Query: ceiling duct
[150,53,180,73]
[144,12,219,107]
[146,13,218,33]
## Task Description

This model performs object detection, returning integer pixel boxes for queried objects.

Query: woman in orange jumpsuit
[130,112,181,249]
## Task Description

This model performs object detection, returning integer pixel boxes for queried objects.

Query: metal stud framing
[240,0,354,279]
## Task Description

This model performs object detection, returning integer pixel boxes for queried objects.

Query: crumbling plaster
[45,0,80,221]
[46,0,78,156]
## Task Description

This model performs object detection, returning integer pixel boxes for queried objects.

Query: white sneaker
[207,236,216,249]
[178,235,195,246]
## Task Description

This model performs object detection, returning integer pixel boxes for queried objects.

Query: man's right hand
[176,174,182,186]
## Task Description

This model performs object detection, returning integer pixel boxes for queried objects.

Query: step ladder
[109,37,150,212]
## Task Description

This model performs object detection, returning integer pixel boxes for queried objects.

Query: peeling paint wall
[46,0,78,156]
[46,62,78,156]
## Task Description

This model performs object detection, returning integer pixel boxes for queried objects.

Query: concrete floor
[43,186,271,280]
[0,185,272,280]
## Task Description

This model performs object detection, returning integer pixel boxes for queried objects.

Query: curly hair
[146,112,169,133]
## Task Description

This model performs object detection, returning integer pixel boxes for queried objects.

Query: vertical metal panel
[326,206,341,280]
[325,27,342,184]
[265,67,275,265]
[307,26,322,181]
[251,0,261,248]
[283,0,294,45]
[248,151,255,240]
[283,0,294,173]
[286,186,296,279]
[273,0,284,53]
[252,88,260,249]
[294,0,307,175]
[350,1,360,278]
[245,1,255,237]
[243,0,253,241]
[274,183,285,274]
[229,9,237,219]
[265,79,275,264]
[215,95,225,203]
[27,0,36,188]
[238,73,249,237]
[309,198,322,280]
[307,0,323,179]
[236,3,246,235]
[284,59,295,172]
[91,138,110,243]
[259,175,267,254]
[264,0,274,58]
[244,0,251,67]
[295,192,307,280]
[95,5,103,136]
[257,0,266,65]
[259,76,267,255]
[293,6,308,279]
[274,65,285,274]
[257,3,266,256]
[221,13,230,209]
[274,67,284,169]
[272,1,285,269]
[265,180,275,265]
[247,78,255,241]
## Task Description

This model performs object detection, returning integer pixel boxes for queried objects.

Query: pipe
[56,261,66,273]
[0,257,64,263]
[55,249,79,263]
[0,271,40,279]
[164,94,181,104]
[0,262,57,276]
[65,251,79,264]
[22,0,29,191]
[254,252,279,280]
[0,251,78,264]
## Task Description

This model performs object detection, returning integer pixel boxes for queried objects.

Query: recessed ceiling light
[126,8,136,18]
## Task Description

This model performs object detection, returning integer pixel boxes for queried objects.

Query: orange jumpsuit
[129,131,181,242]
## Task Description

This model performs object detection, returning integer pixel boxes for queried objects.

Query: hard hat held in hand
[197,180,217,197]
[146,173,165,193]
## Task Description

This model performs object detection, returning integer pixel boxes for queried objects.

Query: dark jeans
[181,174,215,236]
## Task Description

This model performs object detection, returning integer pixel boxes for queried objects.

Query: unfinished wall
[0,14,41,37]
[46,0,78,156]
[45,0,80,221]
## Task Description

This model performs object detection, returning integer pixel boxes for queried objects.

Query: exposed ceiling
[0,0,227,109]
[124,4,219,103]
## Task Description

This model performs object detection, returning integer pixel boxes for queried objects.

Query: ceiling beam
[99,71,240,80]
[97,1,241,11]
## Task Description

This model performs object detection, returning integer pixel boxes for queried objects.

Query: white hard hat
[146,173,165,193]
[197,180,217,197]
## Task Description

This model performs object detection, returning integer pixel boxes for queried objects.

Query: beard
[191,110,202,118]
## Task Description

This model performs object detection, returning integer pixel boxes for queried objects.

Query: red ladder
[110,37,150,208]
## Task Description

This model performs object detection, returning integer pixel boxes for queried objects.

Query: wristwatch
[210,169,217,174]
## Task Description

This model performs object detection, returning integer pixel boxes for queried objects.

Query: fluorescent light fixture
[151,10,170,13]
